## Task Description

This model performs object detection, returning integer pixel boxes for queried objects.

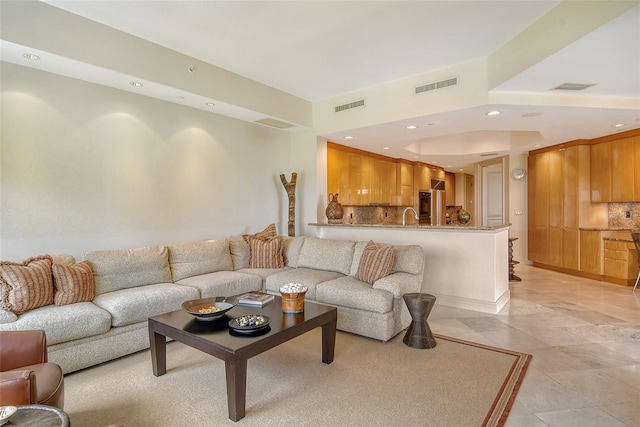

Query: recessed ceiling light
[344,135,354,139]
[532,144,542,148]
[205,102,215,107]
[486,111,501,116]
[406,125,418,130]
[458,169,464,172]
[22,53,40,60]
[612,123,625,128]
[383,147,390,150]
[129,81,143,87]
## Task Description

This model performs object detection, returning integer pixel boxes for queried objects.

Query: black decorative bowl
[182,297,235,321]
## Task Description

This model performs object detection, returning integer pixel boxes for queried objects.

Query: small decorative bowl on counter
[182,297,235,321]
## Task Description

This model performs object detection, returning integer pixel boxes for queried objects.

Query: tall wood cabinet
[528,144,607,274]
[590,135,639,202]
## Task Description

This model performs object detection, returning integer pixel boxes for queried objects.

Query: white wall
[0,63,303,261]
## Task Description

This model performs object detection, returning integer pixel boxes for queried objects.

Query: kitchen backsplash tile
[341,206,410,225]
[609,202,640,231]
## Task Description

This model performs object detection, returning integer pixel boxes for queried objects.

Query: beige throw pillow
[242,223,277,242]
[0,255,54,314]
[355,241,395,285]
[52,261,95,306]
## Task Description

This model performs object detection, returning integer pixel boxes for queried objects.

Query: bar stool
[632,232,640,292]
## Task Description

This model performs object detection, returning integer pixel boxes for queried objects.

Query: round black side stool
[402,293,437,349]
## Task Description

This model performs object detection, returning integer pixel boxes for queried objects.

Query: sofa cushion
[282,236,305,268]
[175,271,262,298]
[0,255,54,314]
[0,302,112,345]
[168,239,233,281]
[230,239,250,270]
[92,283,199,327]
[264,268,343,300]
[52,261,95,306]
[248,236,284,268]
[297,238,355,275]
[348,241,371,276]
[316,276,394,314]
[85,246,172,296]
[355,241,395,285]
[390,244,425,275]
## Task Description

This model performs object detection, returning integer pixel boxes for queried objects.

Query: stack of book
[237,292,275,307]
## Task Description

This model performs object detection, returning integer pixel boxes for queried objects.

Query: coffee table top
[149,295,336,352]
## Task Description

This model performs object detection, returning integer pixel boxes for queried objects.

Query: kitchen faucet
[402,206,419,226]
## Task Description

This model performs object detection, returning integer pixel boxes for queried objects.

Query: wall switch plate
[514,210,524,215]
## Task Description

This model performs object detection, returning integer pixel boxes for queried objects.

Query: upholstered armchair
[0,330,64,409]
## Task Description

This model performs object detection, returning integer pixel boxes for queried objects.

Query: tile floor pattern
[428,264,640,427]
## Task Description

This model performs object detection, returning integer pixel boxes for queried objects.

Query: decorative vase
[458,209,471,224]
[325,193,344,224]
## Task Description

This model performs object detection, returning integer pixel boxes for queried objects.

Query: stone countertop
[578,227,632,231]
[309,222,510,231]
[603,237,633,242]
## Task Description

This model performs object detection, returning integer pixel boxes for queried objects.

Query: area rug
[64,329,531,426]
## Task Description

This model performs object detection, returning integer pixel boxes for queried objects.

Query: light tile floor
[428,264,640,427]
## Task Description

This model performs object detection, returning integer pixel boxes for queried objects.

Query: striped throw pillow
[248,236,284,268]
[355,241,395,285]
[0,255,54,314]
[53,261,95,306]
[242,223,277,243]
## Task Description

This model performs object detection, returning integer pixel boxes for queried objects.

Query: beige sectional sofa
[0,236,424,373]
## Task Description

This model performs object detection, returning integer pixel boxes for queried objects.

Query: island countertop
[309,222,510,232]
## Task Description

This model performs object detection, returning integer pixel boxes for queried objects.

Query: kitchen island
[310,223,511,314]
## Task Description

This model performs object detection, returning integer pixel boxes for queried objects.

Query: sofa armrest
[0,369,37,406]
[0,330,48,370]
[372,272,421,298]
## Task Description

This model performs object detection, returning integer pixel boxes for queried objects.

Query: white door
[482,165,503,227]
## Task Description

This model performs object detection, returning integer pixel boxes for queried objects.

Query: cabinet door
[445,173,456,206]
[590,142,611,202]
[532,152,550,228]
[580,230,602,275]
[562,228,579,270]
[327,147,350,205]
[611,137,635,202]
[381,160,397,205]
[634,136,640,201]
[369,158,382,203]
[562,147,578,228]
[548,227,563,266]
[548,150,563,228]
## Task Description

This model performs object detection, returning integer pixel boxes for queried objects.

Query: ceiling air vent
[415,76,458,94]
[480,152,498,157]
[255,117,295,129]
[334,99,365,113]
[552,82,595,91]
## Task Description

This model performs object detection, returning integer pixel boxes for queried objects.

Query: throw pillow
[355,241,395,285]
[242,223,277,242]
[248,236,284,269]
[0,255,54,314]
[52,261,95,306]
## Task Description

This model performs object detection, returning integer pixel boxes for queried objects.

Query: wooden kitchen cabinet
[445,172,456,206]
[327,146,350,204]
[634,136,640,201]
[611,137,635,201]
[604,239,640,286]
[590,141,611,202]
[580,230,602,275]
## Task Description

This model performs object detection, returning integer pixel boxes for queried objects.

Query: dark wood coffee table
[148,295,337,422]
